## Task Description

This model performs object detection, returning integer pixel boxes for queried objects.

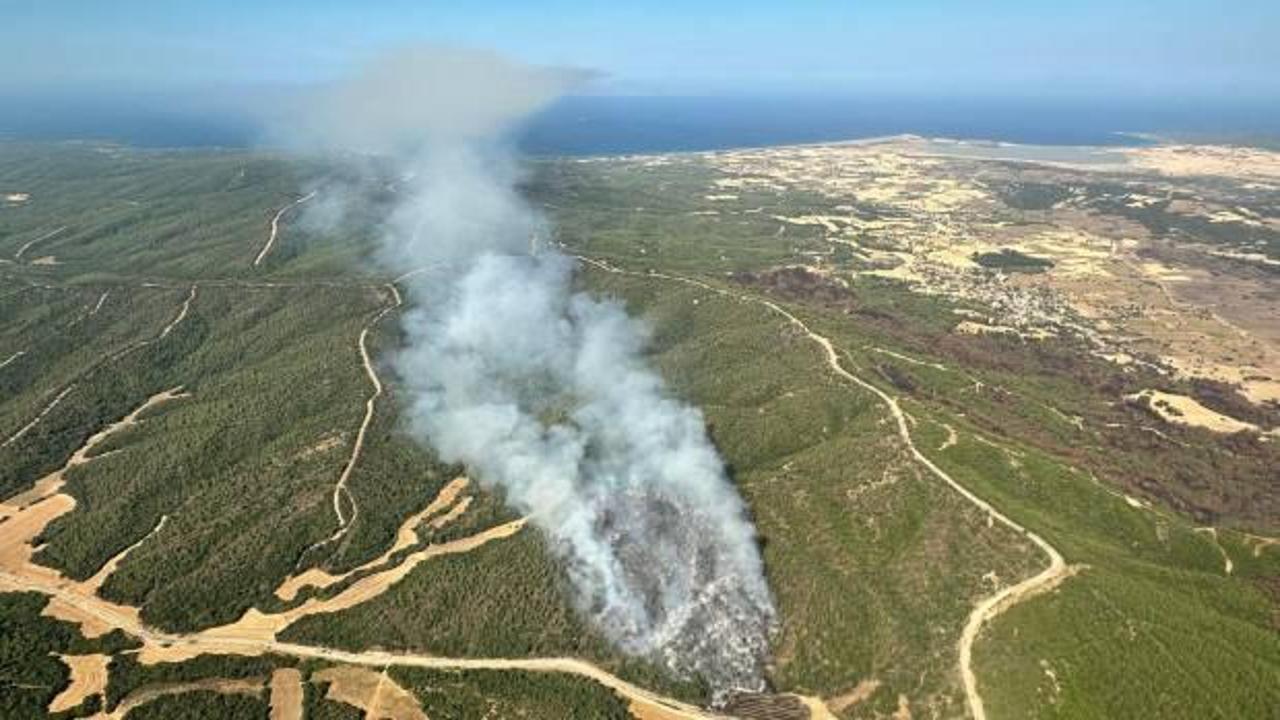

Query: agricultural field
[1,138,1277,719]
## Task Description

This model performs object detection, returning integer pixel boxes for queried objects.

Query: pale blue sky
[2,0,1277,98]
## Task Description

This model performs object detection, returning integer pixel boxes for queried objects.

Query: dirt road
[0,253,1068,719]
[88,291,110,317]
[254,192,317,267]
[157,285,197,340]
[15,226,68,261]
[0,382,723,718]
[1196,527,1234,575]
[578,256,1069,720]
[0,350,24,371]
[0,527,717,720]
[307,284,403,556]
[1,385,75,450]
[0,282,196,458]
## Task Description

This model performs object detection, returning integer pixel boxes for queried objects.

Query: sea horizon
[2,92,1278,155]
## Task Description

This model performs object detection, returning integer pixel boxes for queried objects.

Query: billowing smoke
[298,47,776,699]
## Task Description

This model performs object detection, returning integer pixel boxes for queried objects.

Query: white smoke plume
[298,47,776,699]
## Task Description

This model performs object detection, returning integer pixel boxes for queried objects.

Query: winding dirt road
[0,383,723,720]
[15,226,68,261]
[1196,527,1234,575]
[304,283,404,558]
[1,385,75,450]
[254,192,317,267]
[0,267,721,717]
[0,350,25,371]
[3,527,719,717]
[578,256,1068,720]
[88,291,110,317]
[1,284,200,451]
[1,251,1068,719]
[157,285,197,340]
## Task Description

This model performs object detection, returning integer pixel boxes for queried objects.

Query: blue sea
[1,92,1278,154]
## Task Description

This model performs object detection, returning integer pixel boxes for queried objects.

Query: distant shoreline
[7,94,1279,156]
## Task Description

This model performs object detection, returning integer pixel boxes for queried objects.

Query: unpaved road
[769,302,1067,720]
[82,515,168,594]
[3,253,1066,720]
[106,286,198,363]
[15,226,68,261]
[0,388,721,720]
[0,385,75,450]
[3,285,196,451]
[278,477,470,602]
[0,350,25,371]
[308,283,403,555]
[0,527,717,720]
[157,285,197,340]
[88,291,110,317]
[579,256,1069,720]
[254,192,317,267]
[1196,527,1234,575]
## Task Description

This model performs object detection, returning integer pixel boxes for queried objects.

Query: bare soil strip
[145,518,528,661]
[254,191,317,267]
[69,291,111,327]
[0,383,720,718]
[0,518,716,718]
[3,255,1070,720]
[578,256,1068,720]
[48,653,109,713]
[15,226,68,261]
[938,423,959,452]
[825,679,881,714]
[0,553,724,720]
[794,695,840,720]
[278,476,470,602]
[0,403,713,719]
[268,667,304,720]
[313,666,428,720]
[1241,532,1279,558]
[0,388,186,573]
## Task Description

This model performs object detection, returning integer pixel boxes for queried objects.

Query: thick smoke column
[303,48,776,699]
